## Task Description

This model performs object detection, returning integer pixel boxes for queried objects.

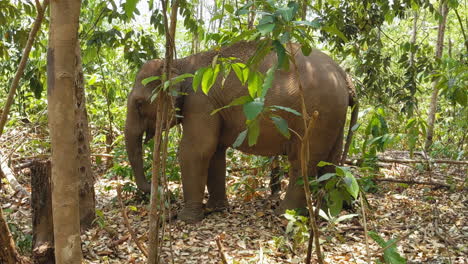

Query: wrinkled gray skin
[125,41,358,223]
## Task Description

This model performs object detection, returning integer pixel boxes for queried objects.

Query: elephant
[124,41,359,223]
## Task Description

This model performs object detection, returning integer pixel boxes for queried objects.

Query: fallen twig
[216,235,229,264]
[116,185,148,258]
[377,158,468,165]
[372,178,456,189]
[0,152,29,196]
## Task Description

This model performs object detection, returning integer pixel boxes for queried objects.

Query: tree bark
[47,0,83,262]
[425,1,449,151]
[0,0,49,137]
[31,161,55,264]
[74,42,96,229]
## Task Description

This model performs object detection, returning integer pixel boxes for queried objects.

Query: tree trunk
[74,42,96,229]
[31,161,55,264]
[47,0,83,262]
[425,1,449,151]
[0,202,29,264]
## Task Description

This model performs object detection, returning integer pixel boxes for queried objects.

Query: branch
[0,0,49,137]
[0,152,29,197]
[372,178,457,189]
[376,158,468,165]
[215,236,229,264]
[116,185,148,258]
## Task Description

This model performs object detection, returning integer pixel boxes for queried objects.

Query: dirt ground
[1,150,467,263]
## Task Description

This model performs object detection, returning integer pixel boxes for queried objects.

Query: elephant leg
[277,125,343,214]
[177,108,220,223]
[206,146,229,211]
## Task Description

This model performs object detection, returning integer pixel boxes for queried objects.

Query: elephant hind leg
[277,125,344,214]
[206,146,229,212]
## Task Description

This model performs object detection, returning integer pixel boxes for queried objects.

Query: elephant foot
[178,202,204,223]
[205,199,229,212]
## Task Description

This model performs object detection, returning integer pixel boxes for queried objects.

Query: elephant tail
[341,74,359,165]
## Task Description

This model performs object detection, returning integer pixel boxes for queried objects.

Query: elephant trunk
[124,114,151,193]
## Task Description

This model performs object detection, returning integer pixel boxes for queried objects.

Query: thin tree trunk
[409,11,418,67]
[74,42,96,229]
[47,0,83,262]
[148,1,178,263]
[425,1,449,151]
[0,204,30,264]
[0,0,49,137]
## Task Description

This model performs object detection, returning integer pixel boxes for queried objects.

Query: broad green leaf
[317,173,335,182]
[211,95,253,115]
[344,174,359,199]
[271,105,301,116]
[124,0,139,18]
[276,7,294,22]
[261,65,276,98]
[257,22,276,35]
[322,25,349,42]
[142,75,161,85]
[193,67,208,91]
[328,189,343,216]
[272,40,289,70]
[248,119,260,146]
[279,31,291,44]
[225,4,234,14]
[243,99,264,120]
[233,130,247,148]
[248,71,263,98]
[201,67,214,94]
[271,116,290,138]
[317,161,333,167]
[454,88,467,106]
[369,232,407,264]
[293,20,321,28]
[171,73,194,82]
[301,43,312,56]
[232,63,247,84]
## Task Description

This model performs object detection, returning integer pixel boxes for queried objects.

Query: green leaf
[344,174,359,199]
[248,119,260,146]
[271,116,290,138]
[454,88,467,106]
[293,20,321,28]
[142,75,161,86]
[124,0,139,18]
[225,4,234,13]
[248,71,263,98]
[201,67,213,94]
[201,65,220,94]
[232,63,248,84]
[271,105,301,116]
[322,25,349,42]
[317,173,335,182]
[233,130,247,148]
[243,99,264,120]
[211,95,253,115]
[301,43,312,56]
[192,67,208,92]
[276,7,294,22]
[369,232,407,264]
[257,17,276,35]
[272,40,289,70]
[261,65,276,98]
[317,161,333,167]
[328,189,343,216]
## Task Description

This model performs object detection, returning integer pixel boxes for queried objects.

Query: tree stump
[31,160,54,264]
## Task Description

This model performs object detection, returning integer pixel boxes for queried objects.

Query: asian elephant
[124,41,358,223]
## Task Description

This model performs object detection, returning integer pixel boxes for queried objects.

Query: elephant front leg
[206,146,229,211]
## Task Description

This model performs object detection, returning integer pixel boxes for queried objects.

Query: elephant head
[125,59,183,192]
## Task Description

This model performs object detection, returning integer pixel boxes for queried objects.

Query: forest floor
[1,135,467,263]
